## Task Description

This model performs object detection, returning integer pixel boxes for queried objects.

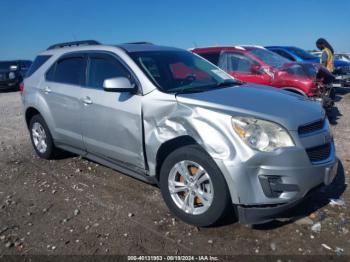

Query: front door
[80,52,144,169]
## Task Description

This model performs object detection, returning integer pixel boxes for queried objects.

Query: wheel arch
[155,135,198,182]
[25,107,42,128]
[154,135,239,204]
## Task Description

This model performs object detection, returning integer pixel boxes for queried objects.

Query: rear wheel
[29,114,59,159]
[159,145,232,226]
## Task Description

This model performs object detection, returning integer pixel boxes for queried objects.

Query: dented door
[80,53,144,169]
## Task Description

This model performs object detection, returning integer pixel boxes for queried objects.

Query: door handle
[43,86,51,94]
[82,96,93,105]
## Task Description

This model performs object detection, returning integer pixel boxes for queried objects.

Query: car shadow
[335,86,350,99]
[252,160,347,230]
[52,150,77,160]
[327,87,350,125]
[327,106,342,125]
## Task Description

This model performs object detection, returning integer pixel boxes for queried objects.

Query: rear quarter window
[26,55,51,78]
[198,52,221,65]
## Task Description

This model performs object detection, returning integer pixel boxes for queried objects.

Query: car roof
[40,43,184,56]
[115,43,182,53]
[191,46,256,53]
[265,46,298,50]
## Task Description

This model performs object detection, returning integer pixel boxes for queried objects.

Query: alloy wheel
[168,160,214,215]
[31,122,48,153]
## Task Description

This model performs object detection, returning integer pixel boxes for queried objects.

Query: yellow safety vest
[320,47,334,72]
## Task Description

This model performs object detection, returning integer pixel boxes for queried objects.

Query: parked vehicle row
[191,46,335,109]
[266,46,350,87]
[22,40,338,226]
[334,53,350,63]
[0,60,32,91]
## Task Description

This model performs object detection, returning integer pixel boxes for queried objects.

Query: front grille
[342,66,350,74]
[298,119,325,135]
[0,73,7,81]
[306,143,331,163]
[335,66,350,75]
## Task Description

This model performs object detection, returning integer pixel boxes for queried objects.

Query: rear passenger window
[53,57,86,86]
[87,57,131,89]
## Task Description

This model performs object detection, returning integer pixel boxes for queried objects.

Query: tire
[159,145,232,226]
[29,114,58,159]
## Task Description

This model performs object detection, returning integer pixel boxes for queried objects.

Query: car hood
[304,58,350,67]
[175,84,324,131]
[334,59,350,67]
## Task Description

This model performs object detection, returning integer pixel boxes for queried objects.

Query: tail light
[19,82,24,94]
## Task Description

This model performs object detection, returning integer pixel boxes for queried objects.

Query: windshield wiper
[171,81,240,94]
[216,80,242,87]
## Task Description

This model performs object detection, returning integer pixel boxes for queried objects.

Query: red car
[191,46,327,98]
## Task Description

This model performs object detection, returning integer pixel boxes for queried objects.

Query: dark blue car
[266,46,350,87]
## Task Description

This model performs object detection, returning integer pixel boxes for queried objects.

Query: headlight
[231,117,294,152]
[9,72,16,79]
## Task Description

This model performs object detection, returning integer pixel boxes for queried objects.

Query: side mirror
[103,77,136,93]
[251,64,262,74]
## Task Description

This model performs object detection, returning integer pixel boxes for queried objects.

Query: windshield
[287,47,317,60]
[249,48,290,68]
[130,50,240,93]
[0,62,18,71]
[286,63,318,77]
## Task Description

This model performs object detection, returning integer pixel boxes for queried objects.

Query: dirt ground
[0,89,349,258]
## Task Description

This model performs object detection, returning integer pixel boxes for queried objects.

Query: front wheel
[159,145,232,226]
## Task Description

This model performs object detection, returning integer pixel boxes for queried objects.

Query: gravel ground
[0,90,349,257]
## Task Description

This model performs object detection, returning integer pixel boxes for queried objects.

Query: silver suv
[22,40,338,226]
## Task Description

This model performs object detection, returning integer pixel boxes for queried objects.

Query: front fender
[142,92,242,203]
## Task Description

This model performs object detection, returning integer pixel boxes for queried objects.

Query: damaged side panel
[142,90,245,203]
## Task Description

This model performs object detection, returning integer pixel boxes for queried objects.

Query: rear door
[43,53,86,150]
[221,52,272,85]
[80,52,144,169]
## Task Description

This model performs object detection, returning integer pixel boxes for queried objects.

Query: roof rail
[233,46,246,50]
[47,40,101,50]
[124,42,154,45]
[239,45,265,49]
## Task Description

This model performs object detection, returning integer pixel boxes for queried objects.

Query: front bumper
[333,74,350,87]
[214,120,337,224]
[236,184,324,224]
[235,155,338,224]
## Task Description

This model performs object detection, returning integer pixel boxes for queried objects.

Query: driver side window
[87,54,132,89]
[225,52,257,74]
